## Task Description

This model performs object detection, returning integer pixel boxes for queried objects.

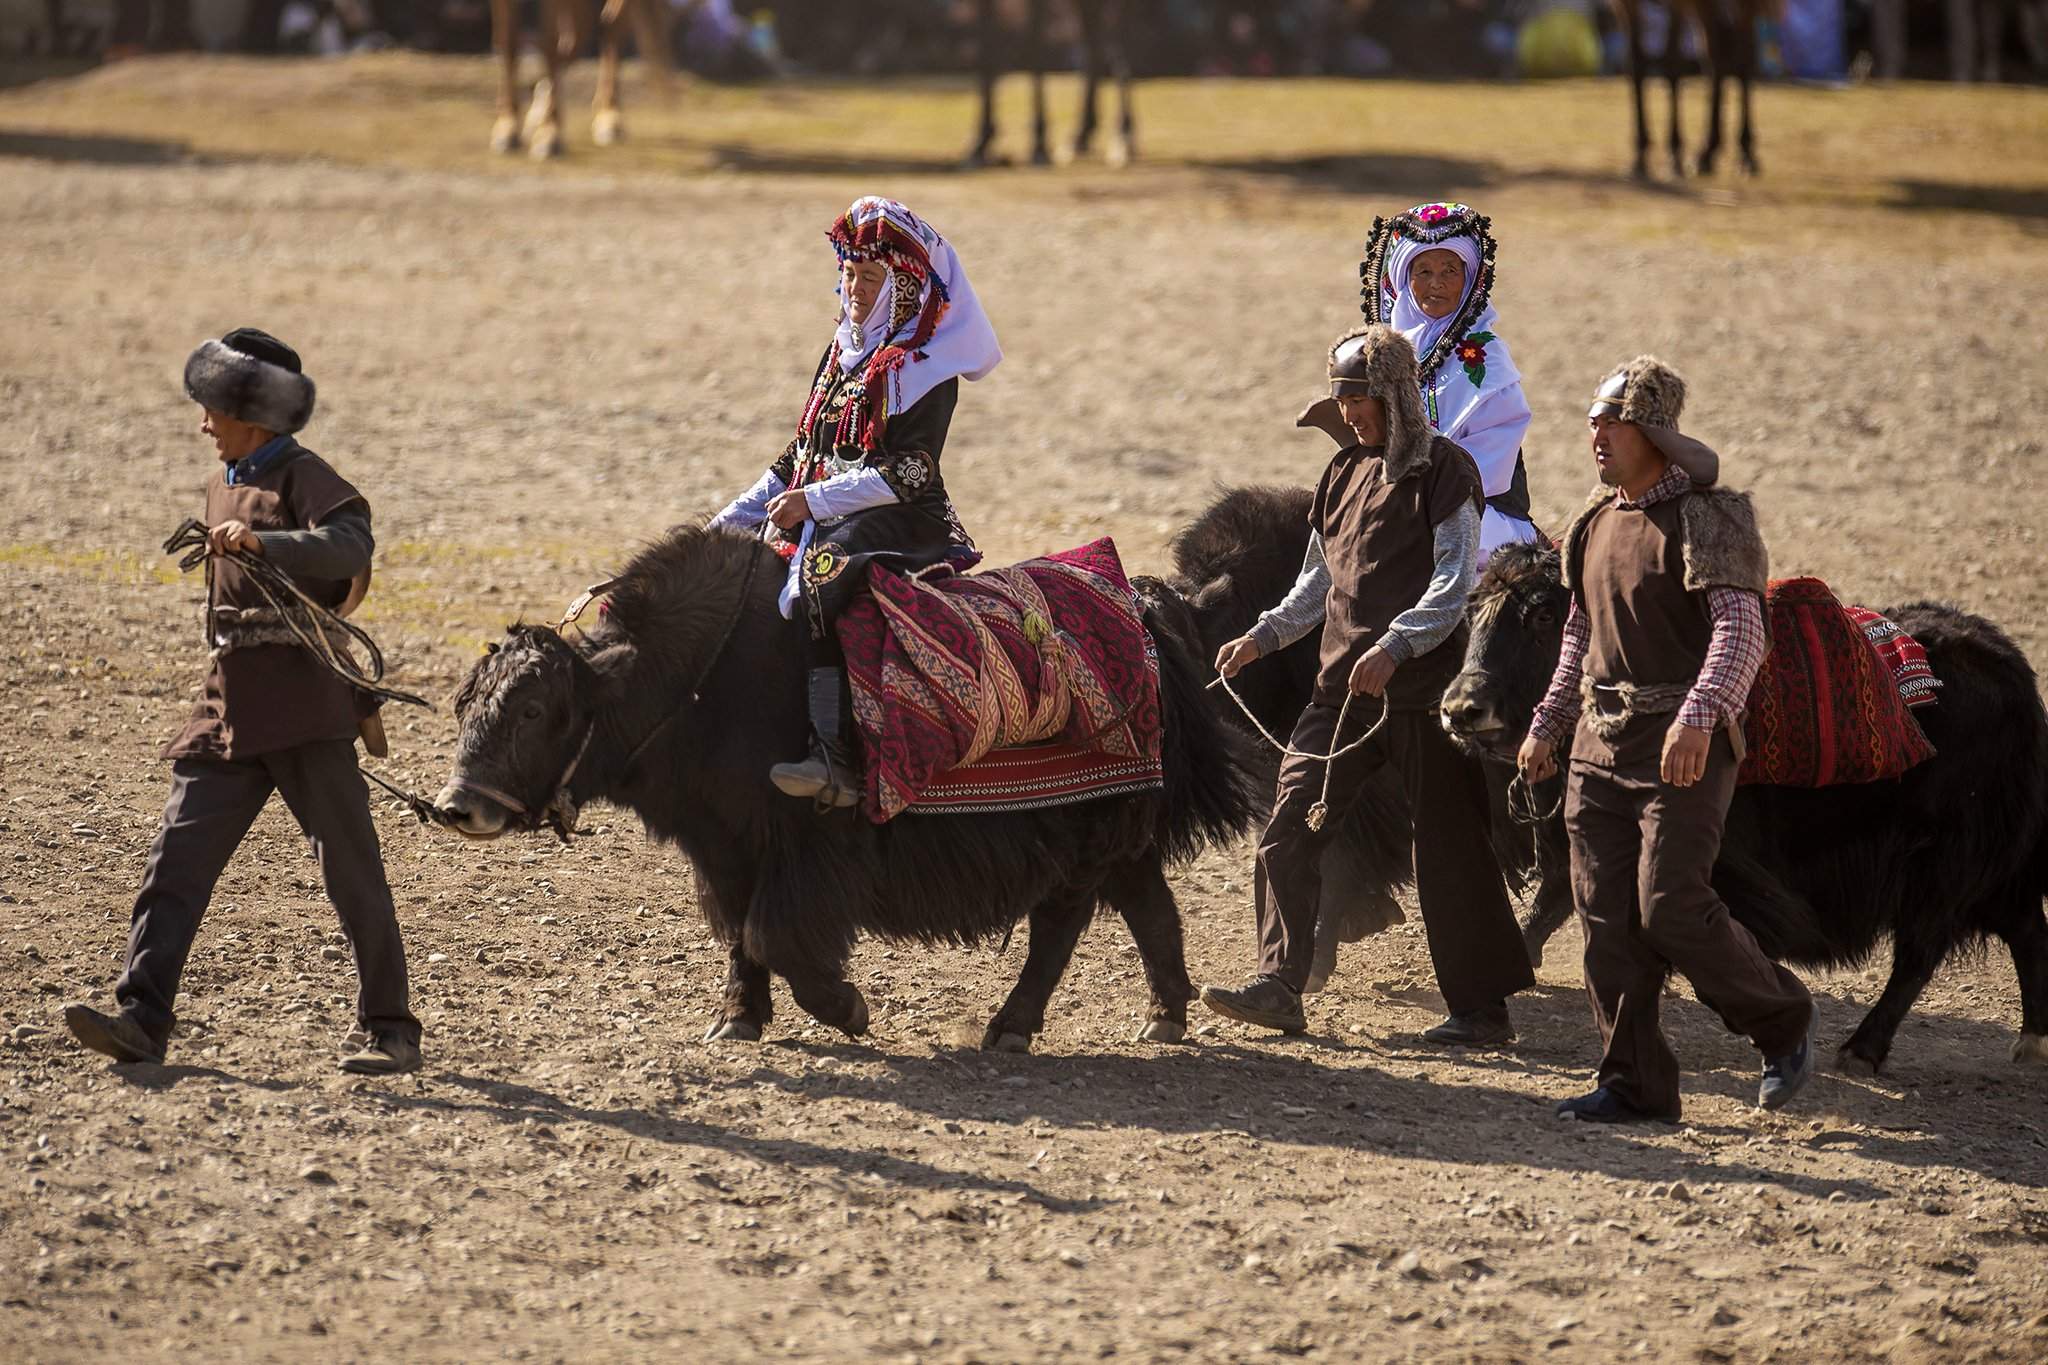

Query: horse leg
[524,0,567,158]
[1993,891,2048,1064]
[1028,0,1052,166]
[1837,915,1949,1076]
[1696,16,1726,176]
[1104,859,1194,1044]
[966,0,999,166]
[1735,10,1760,176]
[1107,0,1137,167]
[982,890,1093,1053]
[1624,6,1650,179]
[1665,7,1688,178]
[1073,0,1104,160]
[592,0,625,146]
[489,0,523,153]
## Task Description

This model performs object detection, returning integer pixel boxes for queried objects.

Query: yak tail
[1137,577,1263,864]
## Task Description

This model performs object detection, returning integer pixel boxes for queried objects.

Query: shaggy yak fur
[439,526,1261,1050]
[1175,487,2048,1074]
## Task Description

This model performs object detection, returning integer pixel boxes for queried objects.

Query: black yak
[1174,488,2048,1074]
[433,526,1260,1052]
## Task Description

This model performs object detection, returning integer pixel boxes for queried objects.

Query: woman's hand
[766,489,812,531]
[1214,635,1261,679]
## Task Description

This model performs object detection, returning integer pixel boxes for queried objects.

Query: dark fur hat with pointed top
[1297,324,1433,480]
[183,327,317,435]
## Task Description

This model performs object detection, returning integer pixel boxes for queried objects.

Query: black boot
[770,667,861,810]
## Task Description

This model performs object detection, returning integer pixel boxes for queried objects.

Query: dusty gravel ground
[2,56,2048,1364]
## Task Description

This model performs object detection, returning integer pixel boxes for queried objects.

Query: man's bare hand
[1214,635,1261,679]
[1348,645,1398,698]
[207,520,262,556]
[766,489,811,531]
[1517,734,1558,785]
[1661,722,1712,787]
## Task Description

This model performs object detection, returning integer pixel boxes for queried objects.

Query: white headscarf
[1386,233,1483,372]
[835,269,897,373]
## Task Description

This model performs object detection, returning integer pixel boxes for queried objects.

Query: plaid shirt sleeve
[1679,587,1768,731]
[1527,598,1591,746]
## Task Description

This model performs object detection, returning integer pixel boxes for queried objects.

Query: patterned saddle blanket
[1737,578,1937,788]
[836,538,1164,822]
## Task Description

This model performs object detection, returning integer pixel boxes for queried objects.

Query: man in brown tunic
[63,328,421,1075]
[1202,325,1533,1042]
[1519,356,1814,1122]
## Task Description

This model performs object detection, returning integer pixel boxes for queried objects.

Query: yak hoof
[2011,1032,2048,1066]
[836,989,870,1038]
[1134,1019,1186,1045]
[705,1018,762,1043]
[983,1029,1032,1054]
[1835,1045,1881,1078]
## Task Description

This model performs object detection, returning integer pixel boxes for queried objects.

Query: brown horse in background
[1610,0,1781,177]
[489,0,673,157]
[967,0,1142,168]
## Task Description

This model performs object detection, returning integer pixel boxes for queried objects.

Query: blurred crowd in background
[13,1,2048,84]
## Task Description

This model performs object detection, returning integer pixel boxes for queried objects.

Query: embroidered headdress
[800,196,1002,453]
[1359,202,1503,389]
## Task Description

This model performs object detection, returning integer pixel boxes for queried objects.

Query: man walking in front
[64,327,422,1075]
[1202,325,1533,1044]
[1519,356,1814,1122]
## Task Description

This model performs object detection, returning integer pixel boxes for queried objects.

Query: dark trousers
[1255,701,1533,1010]
[1565,737,1812,1117]
[116,740,419,1048]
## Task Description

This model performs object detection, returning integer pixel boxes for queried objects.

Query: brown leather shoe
[63,1004,165,1065]
[1199,975,1307,1034]
[338,1033,422,1075]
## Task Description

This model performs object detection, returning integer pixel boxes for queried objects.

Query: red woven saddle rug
[836,537,1164,822]
[1737,577,1937,788]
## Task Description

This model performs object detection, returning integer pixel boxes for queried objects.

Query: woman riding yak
[711,196,1003,810]
[1363,201,1541,561]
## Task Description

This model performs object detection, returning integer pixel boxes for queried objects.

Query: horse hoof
[983,1030,1031,1054]
[488,117,520,155]
[1835,1045,1880,1078]
[839,989,870,1038]
[1134,1019,1185,1045]
[2011,1032,2048,1065]
[592,109,623,146]
[705,1019,761,1043]
[528,130,562,161]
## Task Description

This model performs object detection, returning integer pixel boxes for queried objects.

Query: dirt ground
[3,55,2048,1363]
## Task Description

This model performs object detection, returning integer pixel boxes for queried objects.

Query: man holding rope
[64,328,422,1075]
[1201,325,1532,1043]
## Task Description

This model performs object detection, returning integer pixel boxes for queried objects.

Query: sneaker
[1198,975,1306,1034]
[1554,1086,1673,1124]
[338,1032,422,1076]
[1758,1022,1816,1111]
[1421,1005,1515,1048]
[63,1004,165,1065]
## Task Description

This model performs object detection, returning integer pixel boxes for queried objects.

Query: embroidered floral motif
[1415,202,1463,225]
[1456,330,1495,387]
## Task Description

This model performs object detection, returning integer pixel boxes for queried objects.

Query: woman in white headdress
[1362,202,1540,560]
[711,196,1003,809]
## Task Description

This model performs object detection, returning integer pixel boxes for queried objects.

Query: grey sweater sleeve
[1376,502,1479,664]
[1249,532,1331,656]
[256,504,374,582]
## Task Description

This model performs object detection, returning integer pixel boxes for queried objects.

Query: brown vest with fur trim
[1311,435,1483,709]
[1571,497,1715,767]
[165,445,369,762]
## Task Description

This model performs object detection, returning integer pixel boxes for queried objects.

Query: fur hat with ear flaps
[183,327,316,435]
[1588,354,1718,486]
[1297,324,1434,480]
